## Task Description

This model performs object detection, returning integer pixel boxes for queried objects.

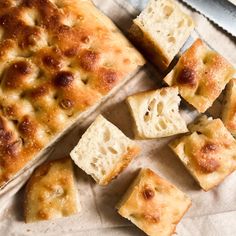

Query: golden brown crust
[24,157,80,223]
[170,116,236,191]
[222,79,236,136]
[117,168,191,236]
[101,145,140,185]
[164,39,235,113]
[0,0,144,187]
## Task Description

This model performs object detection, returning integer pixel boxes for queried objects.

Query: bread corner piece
[126,87,188,139]
[24,157,80,223]
[222,79,236,136]
[164,39,235,113]
[117,168,191,236]
[70,115,140,185]
[129,0,194,71]
[169,116,236,191]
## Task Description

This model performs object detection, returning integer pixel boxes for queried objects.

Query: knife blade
[181,0,236,37]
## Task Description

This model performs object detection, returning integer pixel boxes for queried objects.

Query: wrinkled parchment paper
[0,0,236,235]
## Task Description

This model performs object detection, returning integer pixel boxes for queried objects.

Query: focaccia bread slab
[164,39,235,113]
[222,79,236,136]
[0,0,144,188]
[117,168,191,236]
[126,87,188,139]
[24,157,80,223]
[170,116,236,191]
[70,115,140,185]
[129,0,194,70]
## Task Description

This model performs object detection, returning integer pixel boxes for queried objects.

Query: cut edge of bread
[126,87,188,139]
[130,0,194,70]
[70,115,140,185]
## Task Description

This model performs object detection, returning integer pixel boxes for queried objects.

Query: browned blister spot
[19,116,35,136]
[30,85,48,98]
[3,106,17,119]
[143,212,160,224]
[5,140,22,156]
[197,158,220,173]
[4,61,32,89]
[64,47,78,57]
[80,50,100,71]
[60,99,73,110]
[37,210,48,220]
[19,27,41,49]
[98,67,118,92]
[142,186,155,200]
[81,35,90,44]
[201,142,218,154]
[54,71,74,87]
[42,55,61,69]
[177,67,196,86]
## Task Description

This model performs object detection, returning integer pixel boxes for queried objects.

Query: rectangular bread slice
[24,157,80,223]
[126,87,188,139]
[164,39,235,113]
[222,79,236,136]
[117,168,191,236]
[129,0,194,71]
[70,115,140,185]
[169,116,236,191]
[0,0,144,188]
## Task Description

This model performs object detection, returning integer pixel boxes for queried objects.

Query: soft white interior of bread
[127,87,188,139]
[70,115,136,184]
[135,0,194,61]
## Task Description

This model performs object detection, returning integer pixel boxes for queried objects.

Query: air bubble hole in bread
[127,87,188,139]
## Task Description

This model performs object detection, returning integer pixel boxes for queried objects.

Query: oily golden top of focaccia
[0,0,145,187]
[170,116,236,191]
[164,39,235,113]
[24,157,80,222]
[117,168,191,236]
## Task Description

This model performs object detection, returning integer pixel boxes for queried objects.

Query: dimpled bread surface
[0,0,144,187]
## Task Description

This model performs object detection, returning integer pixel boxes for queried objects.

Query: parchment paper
[0,0,236,235]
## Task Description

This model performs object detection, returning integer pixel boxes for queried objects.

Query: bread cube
[129,0,194,70]
[117,168,191,236]
[24,158,80,223]
[164,39,235,113]
[170,116,236,191]
[222,79,236,136]
[70,115,140,185]
[126,87,188,139]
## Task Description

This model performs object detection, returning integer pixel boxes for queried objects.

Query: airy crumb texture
[222,79,236,136]
[129,0,194,70]
[70,115,140,185]
[117,168,191,236]
[164,39,235,113]
[170,116,236,191]
[126,87,188,139]
[0,0,144,188]
[24,157,80,223]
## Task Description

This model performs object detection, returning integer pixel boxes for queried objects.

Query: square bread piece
[24,157,80,223]
[170,116,236,191]
[222,79,236,136]
[126,87,188,139]
[0,0,145,188]
[117,168,191,236]
[70,115,140,185]
[129,0,194,70]
[164,39,235,113]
